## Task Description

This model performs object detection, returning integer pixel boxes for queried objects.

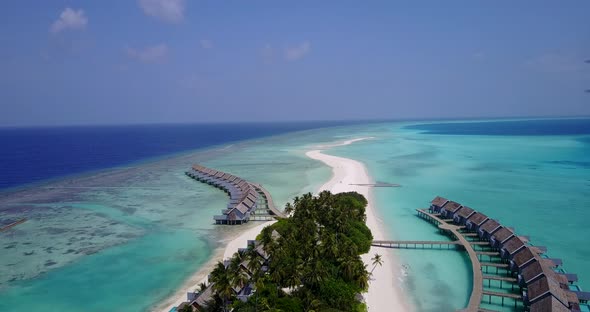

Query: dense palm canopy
[207,191,372,312]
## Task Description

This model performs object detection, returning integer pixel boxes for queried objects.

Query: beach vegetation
[205,190,372,312]
[370,253,383,274]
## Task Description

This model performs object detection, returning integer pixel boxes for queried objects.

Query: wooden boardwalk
[251,183,285,218]
[371,240,461,249]
[414,209,485,312]
[372,208,526,311]
[249,215,276,221]
[476,251,500,256]
[0,218,26,232]
[482,290,521,307]
[187,165,284,224]
[482,275,517,282]
[480,262,509,268]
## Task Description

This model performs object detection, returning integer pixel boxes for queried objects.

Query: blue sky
[0,1,589,126]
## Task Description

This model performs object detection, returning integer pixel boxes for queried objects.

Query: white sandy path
[306,139,411,312]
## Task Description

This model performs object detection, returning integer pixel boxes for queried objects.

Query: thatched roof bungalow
[524,275,568,306]
[465,212,489,232]
[490,227,514,248]
[501,236,526,260]
[453,206,476,225]
[430,196,449,213]
[440,201,462,219]
[477,219,502,240]
[510,247,537,272]
[529,295,571,312]
[518,261,545,288]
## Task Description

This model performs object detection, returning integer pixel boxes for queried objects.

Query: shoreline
[156,137,411,312]
[306,138,412,312]
[154,221,274,312]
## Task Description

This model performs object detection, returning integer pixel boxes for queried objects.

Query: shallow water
[1,119,588,312]
[327,119,590,311]
[0,132,332,312]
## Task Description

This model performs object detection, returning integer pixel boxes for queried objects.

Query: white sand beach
[158,137,409,312]
[306,138,411,312]
[155,220,275,312]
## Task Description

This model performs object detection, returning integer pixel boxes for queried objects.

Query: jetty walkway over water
[371,197,590,312]
[0,218,27,232]
[186,165,285,225]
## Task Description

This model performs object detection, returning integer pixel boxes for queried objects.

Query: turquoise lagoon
[326,119,590,311]
[0,131,332,312]
[1,119,589,312]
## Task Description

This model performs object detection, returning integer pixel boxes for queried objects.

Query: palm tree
[354,263,370,290]
[198,282,207,292]
[228,253,249,293]
[245,246,262,280]
[210,261,234,312]
[339,256,356,281]
[304,258,328,289]
[284,202,294,215]
[370,253,383,274]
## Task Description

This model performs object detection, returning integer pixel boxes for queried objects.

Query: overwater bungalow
[518,261,546,287]
[415,196,590,312]
[510,247,537,272]
[189,164,272,224]
[501,236,526,259]
[490,227,515,248]
[440,201,462,219]
[529,295,571,312]
[477,219,502,240]
[523,275,569,307]
[430,196,449,213]
[466,212,490,232]
[453,205,475,225]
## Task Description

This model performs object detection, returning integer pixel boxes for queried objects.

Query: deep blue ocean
[405,118,590,136]
[0,121,355,190]
[1,118,589,312]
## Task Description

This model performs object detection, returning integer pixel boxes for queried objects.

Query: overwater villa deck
[371,196,589,312]
[186,165,285,224]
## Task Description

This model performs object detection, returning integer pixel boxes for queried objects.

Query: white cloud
[200,39,213,49]
[138,0,185,23]
[127,44,169,63]
[284,41,311,61]
[50,8,88,34]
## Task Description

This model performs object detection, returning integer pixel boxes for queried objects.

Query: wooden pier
[250,183,285,218]
[482,290,521,307]
[186,165,284,224]
[415,208,485,312]
[425,196,588,312]
[0,218,27,232]
[371,240,461,249]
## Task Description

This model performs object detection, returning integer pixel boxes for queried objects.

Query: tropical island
[177,191,375,312]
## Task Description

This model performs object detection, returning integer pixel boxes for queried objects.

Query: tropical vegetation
[204,190,372,312]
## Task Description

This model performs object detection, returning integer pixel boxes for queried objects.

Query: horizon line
[1,114,589,129]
